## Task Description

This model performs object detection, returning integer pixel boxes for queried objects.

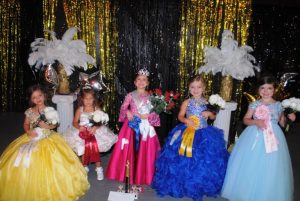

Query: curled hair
[187,74,206,88]
[27,84,47,107]
[77,88,102,109]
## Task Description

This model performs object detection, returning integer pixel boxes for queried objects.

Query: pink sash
[254,104,278,153]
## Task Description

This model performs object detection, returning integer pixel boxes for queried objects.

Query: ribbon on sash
[128,116,141,151]
[79,127,100,165]
[179,115,200,157]
[254,104,278,153]
[14,128,50,168]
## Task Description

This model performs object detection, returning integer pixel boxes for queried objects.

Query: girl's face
[82,93,95,108]
[189,80,205,99]
[31,90,45,106]
[134,75,149,90]
[258,83,275,99]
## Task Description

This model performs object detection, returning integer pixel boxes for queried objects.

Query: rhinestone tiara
[137,68,150,76]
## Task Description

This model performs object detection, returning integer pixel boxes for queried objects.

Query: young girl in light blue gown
[221,76,296,201]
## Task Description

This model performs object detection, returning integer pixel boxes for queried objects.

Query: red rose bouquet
[149,89,180,114]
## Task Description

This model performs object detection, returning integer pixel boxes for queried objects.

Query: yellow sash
[179,115,200,157]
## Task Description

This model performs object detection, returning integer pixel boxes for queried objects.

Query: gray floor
[0,112,299,201]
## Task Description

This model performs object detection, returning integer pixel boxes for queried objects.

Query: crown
[137,68,150,76]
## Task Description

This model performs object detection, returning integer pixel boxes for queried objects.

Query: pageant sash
[179,115,200,157]
[79,128,100,165]
[14,128,50,168]
[254,104,278,153]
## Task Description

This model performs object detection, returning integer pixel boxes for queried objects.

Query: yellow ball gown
[0,108,90,201]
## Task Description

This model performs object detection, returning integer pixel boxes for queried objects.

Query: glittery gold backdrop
[63,0,118,125]
[43,0,59,39]
[179,0,252,96]
[0,0,21,111]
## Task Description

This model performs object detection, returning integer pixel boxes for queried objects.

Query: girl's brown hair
[187,74,207,88]
[27,84,47,107]
[77,87,102,109]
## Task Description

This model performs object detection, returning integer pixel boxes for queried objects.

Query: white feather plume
[199,30,260,80]
[28,27,96,76]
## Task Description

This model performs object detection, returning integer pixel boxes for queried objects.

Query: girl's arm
[119,94,132,122]
[178,99,196,128]
[279,112,296,127]
[202,111,216,120]
[178,99,188,123]
[38,121,57,129]
[147,112,160,127]
[23,116,37,137]
[243,108,266,129]
[73,108,81,129]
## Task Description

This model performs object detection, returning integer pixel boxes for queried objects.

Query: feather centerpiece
[199,30,260,80]
[28,27,96,76]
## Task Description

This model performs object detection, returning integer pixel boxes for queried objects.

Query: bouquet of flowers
[281,97,300,132]
[39,107,60,125]
[79,110,109,127]
[149,89,180,114]
[207,94,226,114]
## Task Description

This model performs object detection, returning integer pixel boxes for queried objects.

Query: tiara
[137,68,150,76]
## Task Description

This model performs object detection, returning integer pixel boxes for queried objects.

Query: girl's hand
[255,119,266,129]
[79,126,86,132]
[27,129,37,138]
[139,113,149,119]
[201,111,214,120]
[38,121,48,128]
[88,126,97,134]
[38,121,56,129]
[127,111,134,121]
[287,113,296,122]
[185,119,197,129]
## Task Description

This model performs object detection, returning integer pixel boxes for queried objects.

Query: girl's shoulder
[248,100,261,110]
[24,107,33,116]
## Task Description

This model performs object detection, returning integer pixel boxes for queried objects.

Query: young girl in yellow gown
[0,84,90,201]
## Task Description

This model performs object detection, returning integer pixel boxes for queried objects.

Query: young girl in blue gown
[152,75,229,201]
[221,76,296,201]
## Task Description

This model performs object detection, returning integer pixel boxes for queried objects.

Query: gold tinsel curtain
[0,0,21,111]
[63,0,118,126]
[179,0,252,95]
[43,0,59,38]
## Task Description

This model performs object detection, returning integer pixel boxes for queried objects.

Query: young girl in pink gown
[106,69,161,185]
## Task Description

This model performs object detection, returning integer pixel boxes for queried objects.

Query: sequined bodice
[250,100,283,123]
[25,108,41,129]
[186,98,208,128]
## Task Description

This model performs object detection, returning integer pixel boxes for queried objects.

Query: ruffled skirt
[0,132,90,201]
[152,124,228,201]
[63,125,117,155]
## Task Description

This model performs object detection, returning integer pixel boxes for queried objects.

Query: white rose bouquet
[39,107,60,126]
[281,97,300,132]
[207,94,226,114]
[79,110,109,127]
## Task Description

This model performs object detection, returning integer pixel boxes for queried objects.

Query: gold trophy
[125,160,130,193]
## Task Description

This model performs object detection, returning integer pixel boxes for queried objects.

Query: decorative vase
[57,63,70,94]
[219,75,233,101]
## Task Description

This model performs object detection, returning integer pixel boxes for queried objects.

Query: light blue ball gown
[221,100,293,201]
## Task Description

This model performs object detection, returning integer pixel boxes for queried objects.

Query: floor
[0,112,299,201]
